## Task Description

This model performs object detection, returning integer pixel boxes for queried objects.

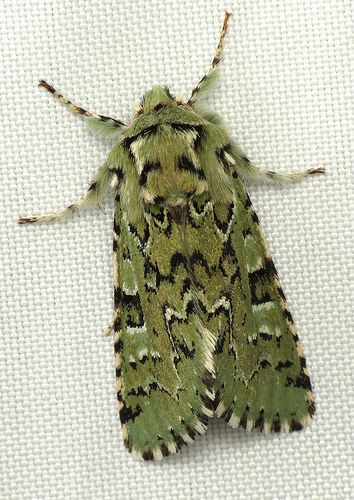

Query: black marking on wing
[239,405,250,429]
[259,332,272,341]
[170,252,188,272]
[248,258,278,287]
[122,292,145,328]
[254,409,265,430]
[259,359,271,368]
[142,450,154,461]
[114,286,122,306]
[275,360,294,371]
[243,194,252,210]
[189,250,212,277]
[293,372,312,390]
[212,203,234,233]
[119,403,142,424]
[251,290,272,306]
[271,413,281,432]
[283,308,295,323]
[113,217,121,236]
[127,222,151,249]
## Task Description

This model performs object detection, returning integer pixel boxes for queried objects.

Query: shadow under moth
[19,12,323,460]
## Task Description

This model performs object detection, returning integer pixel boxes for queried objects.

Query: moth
[20,13,323,460]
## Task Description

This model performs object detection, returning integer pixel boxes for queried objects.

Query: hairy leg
[18,164,117,224]
[230,146,325,184]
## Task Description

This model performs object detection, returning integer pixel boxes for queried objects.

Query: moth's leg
[102,308,120,337]
[238,157,324,183]
[229,147,325,183]
[39,80,126,132]
[18,164,115,224]
[188,11,232,104]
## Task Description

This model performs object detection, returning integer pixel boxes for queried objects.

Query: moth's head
[135,85,178,115]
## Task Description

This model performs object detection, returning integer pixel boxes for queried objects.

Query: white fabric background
[1,0,353,498]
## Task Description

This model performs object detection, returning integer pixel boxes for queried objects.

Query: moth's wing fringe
[124,419,206,462]
[218,402,315,435]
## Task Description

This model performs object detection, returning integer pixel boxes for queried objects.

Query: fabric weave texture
[1,0,353,498]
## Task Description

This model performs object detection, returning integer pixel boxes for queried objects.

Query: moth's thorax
[131,121,208,206]
[121,94,234,212]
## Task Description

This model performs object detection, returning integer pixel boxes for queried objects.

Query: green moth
[20,12,323,461]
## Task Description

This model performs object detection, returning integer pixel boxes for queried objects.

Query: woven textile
[1,1,353,498]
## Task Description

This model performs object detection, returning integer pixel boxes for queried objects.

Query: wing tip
[123,409,211,461]
[120,363,215,461]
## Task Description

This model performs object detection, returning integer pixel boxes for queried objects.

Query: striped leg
[230,146,325,183]
[39,80,125,133]
[18,164,115,224]
[247,165,325,183]
[219,143,325,183]
[188,11,232,104]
